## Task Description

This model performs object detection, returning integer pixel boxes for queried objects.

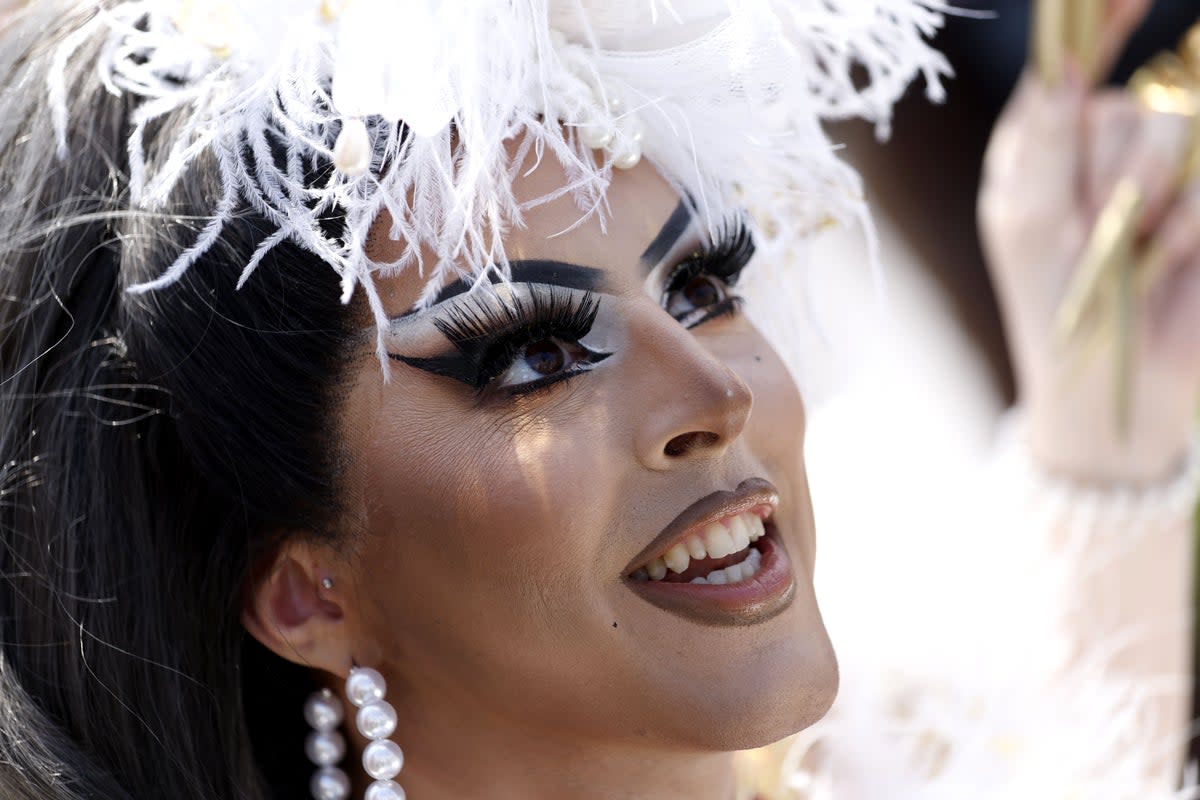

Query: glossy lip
[627,530,796,626]
[622,478,797,627]
[622,477,780,574]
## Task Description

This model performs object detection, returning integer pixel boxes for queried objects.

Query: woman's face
[335,150,836,751]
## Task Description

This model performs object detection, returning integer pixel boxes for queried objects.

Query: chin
[709,638,839,751]
[647,622,840,752]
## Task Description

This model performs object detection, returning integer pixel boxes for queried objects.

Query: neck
[343,688,740,800]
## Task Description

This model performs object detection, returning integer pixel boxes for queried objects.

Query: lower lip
[624,530,797,626]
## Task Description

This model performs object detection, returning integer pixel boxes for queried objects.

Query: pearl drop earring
[303,667,407,800]
[304,688,350,800]
[347,667,406,800]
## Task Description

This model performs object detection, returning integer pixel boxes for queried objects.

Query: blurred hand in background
[980,0,1200,484]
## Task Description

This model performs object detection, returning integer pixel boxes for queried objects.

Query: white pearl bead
[346,667,386,707]
[611,140,642,170]
[579,119,614,150]
[606,94,625,115]
[619,113,644,144]
[304,690,344,731]
[310,766,351,800]
[364,780,407,800]
[362,739,405,781]
[357,700,398,740]
[304,730,346,767]
[332,117,370,177]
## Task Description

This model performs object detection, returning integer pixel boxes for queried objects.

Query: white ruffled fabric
[784,405,1200,800]
[48,0,950,368]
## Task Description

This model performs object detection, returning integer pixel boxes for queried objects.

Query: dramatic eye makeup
[388,201,754,397]
[661,215,755,329]
[390,286,612,397]
[639,198,694,268]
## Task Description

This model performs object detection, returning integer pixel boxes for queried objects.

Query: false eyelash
[390,286,603,391]
[663,215,756,295]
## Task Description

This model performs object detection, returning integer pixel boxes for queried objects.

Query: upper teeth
[638,512,766,580]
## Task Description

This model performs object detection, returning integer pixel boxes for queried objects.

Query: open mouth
[628,509,770,585]
[622,478,797,626]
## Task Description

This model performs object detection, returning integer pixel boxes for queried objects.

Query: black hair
[0,5,363,797]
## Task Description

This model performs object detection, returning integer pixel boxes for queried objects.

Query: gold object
[733,744,789,800]
[1054,179,1144,345]
[1115,238,1135,435]
[1129,53,1199,115]
[321,0,352,23]
[1128,31,1200,188]
[1049,21,1200,435]
[1032,0,1104,86]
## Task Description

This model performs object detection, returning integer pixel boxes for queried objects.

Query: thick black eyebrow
[639,199,693,268]
[396,260,605,318]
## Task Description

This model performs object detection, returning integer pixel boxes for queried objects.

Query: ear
[242,539,352,676]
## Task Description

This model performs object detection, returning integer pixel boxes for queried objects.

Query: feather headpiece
[49,0,951,366]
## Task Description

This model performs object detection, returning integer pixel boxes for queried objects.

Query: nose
[630,308,754,470]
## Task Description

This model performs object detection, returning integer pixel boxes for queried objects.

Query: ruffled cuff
[990,407,1200,533]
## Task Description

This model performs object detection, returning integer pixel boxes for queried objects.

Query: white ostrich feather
[48,0,950,371]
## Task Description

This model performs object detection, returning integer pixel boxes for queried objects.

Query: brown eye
[524,339,566,375]
[492,332,611,394]
[683,275,722,308]
[666,274,727,318]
